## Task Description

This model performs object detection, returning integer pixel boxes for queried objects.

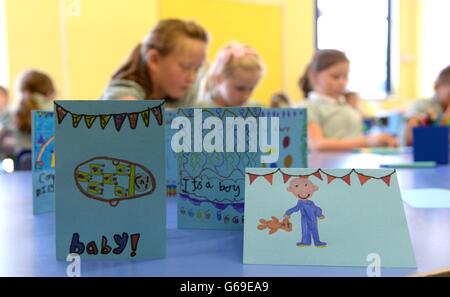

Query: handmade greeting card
[55,100,166,260]
[175,108,307,230]
[243,168,416,268]
[260,109,307,168]
[165,109,178,197]
[32,111,55,214]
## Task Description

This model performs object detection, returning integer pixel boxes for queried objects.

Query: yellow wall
[159,0,283,106]
[4,0,63,103]
[4,0,158,103]
[397,0,419,100]
[3,0,422,106]
[283,0,315,102]
[64,0,158,99]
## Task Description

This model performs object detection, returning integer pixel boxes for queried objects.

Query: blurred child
[0,86,8,112]
[0,86,10,130]
[299,49,398,151]
[198,42,264,107]
[405,65,450,145]
[271,92,292,108]
[13,70,56,151]
[103,19,208,108]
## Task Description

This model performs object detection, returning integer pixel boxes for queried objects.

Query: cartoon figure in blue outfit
[284,177,327,247]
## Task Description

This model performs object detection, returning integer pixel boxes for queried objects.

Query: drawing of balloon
[74,156,156,207]
[180,207,186,215]
[284,155,293,167]
[232,216,239,224]
[196,210,203,219]
[283,136,290,148]
[217,211,222,221]
[224,215,230,224]
[205,210,211,220]
[188,208,195,217]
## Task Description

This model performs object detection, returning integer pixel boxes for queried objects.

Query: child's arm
[405,117,421,146]
[117,96,139,100]
[308,122,398,151]
[284,205,300,218]
[315,205,325,219]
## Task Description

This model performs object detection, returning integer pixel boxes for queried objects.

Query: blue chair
[15,149,32,171]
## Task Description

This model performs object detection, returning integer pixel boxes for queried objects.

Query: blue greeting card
[244,168,416,268]
[55,100,166,260]
[261,108,307,168]
[165,109,178,197]
[32,111,55,214]
[175,108,307,230]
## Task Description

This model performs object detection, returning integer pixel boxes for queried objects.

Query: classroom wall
[282,0,315,103]
[159,0,283,106]
[397,0,420,101]
[64,0,158,99]
[4,0,63,102]
[2,0,426,106]
[0,0,9,87]
[4,0,158,103]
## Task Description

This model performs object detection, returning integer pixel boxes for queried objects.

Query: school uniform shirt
[404,97,444,119]
[102,79,147,101]
[102,75,201,108]
[194,96,262,108]
[34,93,54,111]
[301,91,364,139]
[0,108,12,130]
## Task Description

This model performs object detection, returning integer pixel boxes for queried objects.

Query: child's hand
[319,215,326,220]
[441,105,450,125]
[367,134,399,148]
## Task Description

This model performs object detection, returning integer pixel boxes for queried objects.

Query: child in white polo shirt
[298,49,398,151]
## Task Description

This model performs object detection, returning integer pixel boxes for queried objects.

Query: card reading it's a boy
[32,111,55,214]
[55,100,166,260]
[244,168,416,268]
[175,108,307,230]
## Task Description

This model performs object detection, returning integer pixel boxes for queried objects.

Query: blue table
[1,152,449,276]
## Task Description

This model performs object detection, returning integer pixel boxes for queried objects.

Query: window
[418,0,450,98]
[315,0,391,99]
[0,0,8,87]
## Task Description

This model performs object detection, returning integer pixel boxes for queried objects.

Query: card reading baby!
[55,100,166,260]
[243,168,416,268]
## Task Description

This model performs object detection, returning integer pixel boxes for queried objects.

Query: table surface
[1,151,449,276]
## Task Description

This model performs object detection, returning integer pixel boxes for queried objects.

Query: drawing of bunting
[246,168,396,187]
[54,102,164,131]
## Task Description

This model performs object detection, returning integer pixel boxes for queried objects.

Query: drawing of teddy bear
[257,216,292,234]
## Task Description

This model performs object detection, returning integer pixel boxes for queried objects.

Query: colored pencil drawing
[284,177,327,247]
[257,216,292,235]
[177,108,307,230]
[32,111,55,214]
[74,156,156,207]
[244,168,416,268]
